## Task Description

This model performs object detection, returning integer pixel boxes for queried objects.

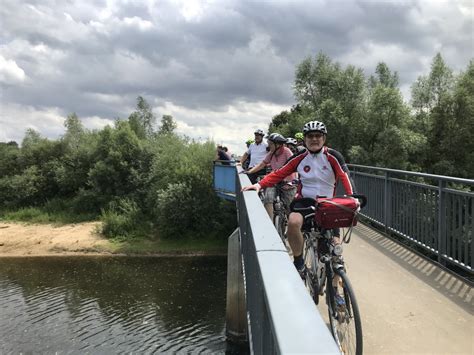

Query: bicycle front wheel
[327,269,363,355]
[302,238,319,304]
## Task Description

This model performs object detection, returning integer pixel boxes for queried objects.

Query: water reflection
[0,256,238,353]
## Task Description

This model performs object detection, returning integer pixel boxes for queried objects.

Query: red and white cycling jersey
[257,146,354,199]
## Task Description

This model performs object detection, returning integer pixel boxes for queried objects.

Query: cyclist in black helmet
[245,133,296,218]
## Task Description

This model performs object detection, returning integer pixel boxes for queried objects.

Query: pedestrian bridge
[214,162,473,354]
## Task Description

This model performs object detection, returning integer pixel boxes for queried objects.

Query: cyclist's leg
[262,187,276,218]
[281,186,296,216]
[331,227,342,288]
[287,212,304,269]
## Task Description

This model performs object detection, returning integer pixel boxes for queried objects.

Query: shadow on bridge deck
[355,223,472,312]
[317,223,473,355]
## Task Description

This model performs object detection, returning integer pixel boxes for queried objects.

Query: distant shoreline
[0,222,227,257]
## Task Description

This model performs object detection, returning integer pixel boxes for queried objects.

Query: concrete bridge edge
[225,227,248,343]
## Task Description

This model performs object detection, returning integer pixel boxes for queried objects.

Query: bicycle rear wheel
[327,270,362,355]
[302,238,320,304]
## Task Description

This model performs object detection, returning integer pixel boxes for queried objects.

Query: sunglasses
[305,132,325,139]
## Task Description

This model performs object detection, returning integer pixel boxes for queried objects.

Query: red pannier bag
[315,197,360,229]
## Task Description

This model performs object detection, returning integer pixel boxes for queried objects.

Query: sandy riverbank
[0,222,114,256]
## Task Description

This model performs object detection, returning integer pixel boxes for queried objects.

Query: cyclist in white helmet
[285,137,298,154]
[242,120,355,278]
[239,129,268,184]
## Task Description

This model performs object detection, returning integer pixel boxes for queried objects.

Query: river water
[0,256,243,354]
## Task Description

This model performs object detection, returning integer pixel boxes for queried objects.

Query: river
[0,256,245,353]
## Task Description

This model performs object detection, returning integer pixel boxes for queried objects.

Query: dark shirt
[217,150,230,161]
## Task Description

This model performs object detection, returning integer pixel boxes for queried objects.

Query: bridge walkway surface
[317,223,473,354]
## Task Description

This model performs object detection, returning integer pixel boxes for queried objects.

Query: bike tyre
[327,269,363,355]
[273,213,284,243]
[302,238,319,304]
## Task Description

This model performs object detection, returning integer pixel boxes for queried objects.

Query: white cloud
[123,16,154,31]
[0,103,114,143]
[82,115,115,130]
[0,55,26,84]
[155,100,287,154]
[0,104,65,143]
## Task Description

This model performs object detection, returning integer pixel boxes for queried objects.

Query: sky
[0,0,472,154]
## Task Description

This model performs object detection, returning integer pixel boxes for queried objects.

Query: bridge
[213,162,473,354]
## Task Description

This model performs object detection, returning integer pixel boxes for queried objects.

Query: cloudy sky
[0,0,472,154]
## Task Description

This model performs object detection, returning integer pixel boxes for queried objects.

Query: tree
[293,53,366,156]
[63,113,84,150]
[128,96,156,139]
[158,115,177,135]
[445,60,474,178]
[369,62,399,89]
[411,53,458,175]
[294,53,340,111]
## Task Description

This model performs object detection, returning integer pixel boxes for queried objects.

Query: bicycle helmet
[254,129,265,136]
[294,132,304,140]
[286,138,297,146]
[303,120,327,135]
[267,133,287,144]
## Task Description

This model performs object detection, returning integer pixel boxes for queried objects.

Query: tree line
[269,53,473,179]
[0,52,471,240]
[0,97,236,240]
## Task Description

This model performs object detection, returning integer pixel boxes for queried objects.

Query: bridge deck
[316,223,473,354]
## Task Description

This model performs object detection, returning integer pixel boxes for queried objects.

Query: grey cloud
[1,0,472,141]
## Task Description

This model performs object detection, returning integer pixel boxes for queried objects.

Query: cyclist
[242,120,354,278]
[242,139,254,169]
[285,137,298,154]
[294,132,306,152]
[239,129,268,184]
[245,133,296,218]
[295,132,304,146]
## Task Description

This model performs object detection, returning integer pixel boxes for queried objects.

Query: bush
[100,198,146,239]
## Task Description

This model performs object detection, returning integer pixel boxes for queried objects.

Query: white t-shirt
[247,142,268,167]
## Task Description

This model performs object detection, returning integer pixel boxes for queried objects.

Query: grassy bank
[0,208,229,255]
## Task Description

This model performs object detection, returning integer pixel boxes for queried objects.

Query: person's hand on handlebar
[241,183,261,193]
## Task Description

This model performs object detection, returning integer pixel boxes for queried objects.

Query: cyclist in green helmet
[294,132,306,152]
[295,132,304,146]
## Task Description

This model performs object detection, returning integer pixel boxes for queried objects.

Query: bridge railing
[348,164,473,273]
[234,166,340,354]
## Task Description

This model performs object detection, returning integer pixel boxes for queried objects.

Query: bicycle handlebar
[292,194,367,213]
[342,194,367,209]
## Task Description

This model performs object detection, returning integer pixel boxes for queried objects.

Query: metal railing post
[384,171,389,233]
[438,180,447,265]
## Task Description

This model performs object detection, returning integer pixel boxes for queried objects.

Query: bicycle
[272,181,297,244]
[294,194,367,355]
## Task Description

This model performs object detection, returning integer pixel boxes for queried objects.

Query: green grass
[0,207,97,225]
[110,236,228,255]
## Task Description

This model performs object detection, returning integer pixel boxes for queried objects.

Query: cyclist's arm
[258,151,306,189]
[247,161,266,174]
[239,152,249,165]
[327,148,354,195]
